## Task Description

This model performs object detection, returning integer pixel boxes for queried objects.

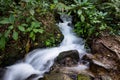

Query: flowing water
[3,15,87,80]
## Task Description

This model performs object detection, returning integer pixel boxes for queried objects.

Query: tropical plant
[52,0,108,38]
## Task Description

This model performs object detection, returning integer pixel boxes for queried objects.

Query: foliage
[51,0,119,39]
[0,0,119,50]
[0,0,53,50]
[99,0,120,35]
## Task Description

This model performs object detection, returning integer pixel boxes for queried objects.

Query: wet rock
[55,50,79,67]
[25,74,39,80]
[0,68,6,80]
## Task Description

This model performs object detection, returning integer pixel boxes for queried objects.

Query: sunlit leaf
[29,9,35,15]
[77,10,82,15]
[18,25,25,31]
[8,25,14,30]
[81,15,85,22]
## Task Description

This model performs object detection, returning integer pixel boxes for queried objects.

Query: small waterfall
[3,15,87,80]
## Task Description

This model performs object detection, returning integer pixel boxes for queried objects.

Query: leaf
[77,10,82,15]
[33,29,39,33]
[81,15,85,22]
[99,24,106,30]
[30,9,35,15]
[50,4,56,10]
[38,29,44,33]
[0,37,6,49]
[12,30,18,40]
[9,14,15,23]
[45,40,51,46]
[4,30,10,38]
[0,18,10,24]
[33,29,44,33]
[18,25,25,31]
[8,25,14,30]
[29,32,35,41]
[53,0,58,3]
[31,21,40,28]
[26,27,32,32]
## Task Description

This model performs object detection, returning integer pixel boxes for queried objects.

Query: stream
[3,15,88,80]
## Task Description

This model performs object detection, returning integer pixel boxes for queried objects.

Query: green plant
[52,0,108,38]
[0,0,47,50]
[45,38,55,47]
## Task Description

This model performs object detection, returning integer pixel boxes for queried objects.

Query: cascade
[3,15,87,80]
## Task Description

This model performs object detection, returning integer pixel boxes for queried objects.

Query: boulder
[83,35,120,80]
[55,50,79,67]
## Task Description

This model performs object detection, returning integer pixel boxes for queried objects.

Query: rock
[0,68,6,80]
[101,75,112,80]
[55,50,79,67]
[25,74,39,80]
[86,35,120,80]
[83,54,113,69]
[43,73,72,80]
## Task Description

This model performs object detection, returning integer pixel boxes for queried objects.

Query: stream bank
[42,35,120,80]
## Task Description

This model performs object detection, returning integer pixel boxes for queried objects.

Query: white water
[3,15,87,80]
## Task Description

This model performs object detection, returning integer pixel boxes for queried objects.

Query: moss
[77,74,91,80]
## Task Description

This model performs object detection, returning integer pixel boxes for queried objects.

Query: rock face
[84,35,120,80]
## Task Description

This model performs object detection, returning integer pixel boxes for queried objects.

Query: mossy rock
[77,74,91,80]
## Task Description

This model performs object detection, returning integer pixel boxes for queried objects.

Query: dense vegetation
[0,0,119,66]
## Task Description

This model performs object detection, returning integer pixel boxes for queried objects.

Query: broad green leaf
[77,10,82,15]
[81,15,85,22]
[21,24,28,27]
[33,29,39,33]
[45,40,51,46]
[30,32,35,41]
[30,32,34,38]
[0,37,6,49]
[30,9,35,15]
[53,0,58,3]
[31,21,40,28]
[0,18,10,24]
[8,25,14,30]
[12,30,18,40]
[38,29,44,33]
[26,27,32,32]
[9,14,15,23]
[50,4,56,10]
[18,26,25,31]
[4,30,10,38]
